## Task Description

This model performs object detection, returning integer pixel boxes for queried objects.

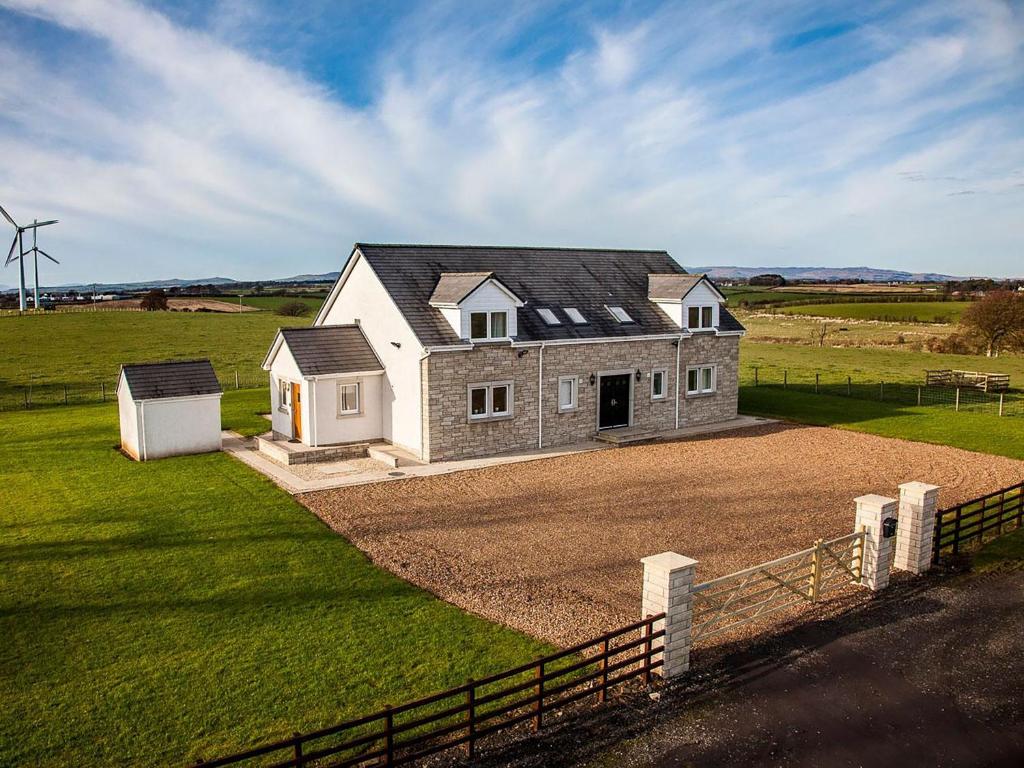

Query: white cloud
[0,0,1021,283]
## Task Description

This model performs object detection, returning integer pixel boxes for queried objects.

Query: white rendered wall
[269,341,304,440]
[310,374,383,445]
[320,255,423,456]
[117,373,141,459]
[137,395,222,459]
[653,300,683,328]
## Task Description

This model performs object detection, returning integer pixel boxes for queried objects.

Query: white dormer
[648,273,726,331]
[428,272,525,341]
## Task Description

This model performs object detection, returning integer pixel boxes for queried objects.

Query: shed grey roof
[352,244,745,345]
[279,324,383,376]
[120,359,222,401]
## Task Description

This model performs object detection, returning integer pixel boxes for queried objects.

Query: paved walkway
[222,415,772,493]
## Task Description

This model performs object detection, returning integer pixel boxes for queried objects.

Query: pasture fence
[932,482,1024,564]
[192,614,665,767]
[0,370,268,411]
[748,367,1023,417]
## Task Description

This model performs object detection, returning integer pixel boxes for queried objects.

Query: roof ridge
[122,358,212,368]
[281,323,362,332]
[356,242,671,255]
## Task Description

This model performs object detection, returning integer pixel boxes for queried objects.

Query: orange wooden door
[291,383,302,440]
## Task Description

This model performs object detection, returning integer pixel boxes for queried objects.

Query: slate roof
[120,359,222,400]
[429,272,495,306]
[279,325,383,376]
[353,244,745,346]
[649,273,716,301]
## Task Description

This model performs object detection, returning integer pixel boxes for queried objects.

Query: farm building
[117,359,223,461]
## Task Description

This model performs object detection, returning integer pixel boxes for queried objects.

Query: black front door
[599,374,631,429]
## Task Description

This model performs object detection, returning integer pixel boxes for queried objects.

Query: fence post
[532,661,544,732]
[101,382,106,402]
[235,370,240,390]
[999,392,1004,417]
[783,370,788,388]
[854,495,898,591]
[917,386,921,406]
[754,366,758,386]
[293,732,303,767]
[815,372,819,394]
[847,376,851,396]
[955,387,960,412]
[640,552,697,678]
[64,384,68,405]
[809,539,824,600]
[879,381,884,401]
[384,706,394,766]
[895,482,941,575]
[465,679,476,759]
[598,638,610,703]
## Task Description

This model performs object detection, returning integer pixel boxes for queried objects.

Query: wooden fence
[925,369,1010,393]
[193,614,665,767]
[933,481,1024,564]
[690,531,865,645]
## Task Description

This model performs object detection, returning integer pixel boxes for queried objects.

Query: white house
[262,244,745,463]
[117,359,224,461]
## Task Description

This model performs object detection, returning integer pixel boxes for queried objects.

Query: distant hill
[276,272,341,283]
[2,272,341,295]
[689,266,968,282]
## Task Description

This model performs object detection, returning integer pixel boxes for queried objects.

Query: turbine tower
[1,203,58,311]
[25,220,59,309]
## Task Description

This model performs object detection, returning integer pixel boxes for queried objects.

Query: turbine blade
[0,204,16,228]
[38,249,59,264]
[25,219,58,229]
[5,235,18,265]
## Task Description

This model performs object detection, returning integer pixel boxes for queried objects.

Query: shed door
[291,383,302,440]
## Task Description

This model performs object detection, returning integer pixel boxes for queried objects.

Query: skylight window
[537,308,561,325]
[563,307,587,324]
[606,305,634,323]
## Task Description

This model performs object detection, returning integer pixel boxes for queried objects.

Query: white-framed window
[686,305,715,329]
[606,305,634,323]
[651,369,667,400]
[277,379,291,412]
[563,307,587,324]
[558,376,578,412]
[537,308,561,325]
[468,381,513,420]
[337,381,360,416]
[686,365,716,395]
[469,310,508,340]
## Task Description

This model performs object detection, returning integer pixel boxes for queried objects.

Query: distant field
[773,283,937,294]
[736,310,954,347]
[780,301,966,323]
[0,311,309,387]
[721,285,934,308]
[239,295,327,312]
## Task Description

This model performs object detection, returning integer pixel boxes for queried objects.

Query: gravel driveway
[300,423,1024,646]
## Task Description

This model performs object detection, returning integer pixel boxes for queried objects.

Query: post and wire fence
[747,367,1023,417]
[0,370,269,412]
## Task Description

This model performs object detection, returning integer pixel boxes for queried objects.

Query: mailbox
[881,517,898,539]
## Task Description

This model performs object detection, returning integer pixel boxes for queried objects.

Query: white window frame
[686,365,716,395]
[606,305,634,323]
[537,307,561,325]
[277,378,291,412]
[337,380,361,417]
[467,381,514,420]
[557,375,578,412]
[651,368,667,400]
[686,305,715,330]
[469,310,509,340]
[563,307,587,324]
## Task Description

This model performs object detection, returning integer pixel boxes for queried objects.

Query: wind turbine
[1,203,58,311]
[25,220,59,309]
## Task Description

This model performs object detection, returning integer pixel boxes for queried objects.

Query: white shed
[117,359,224,461]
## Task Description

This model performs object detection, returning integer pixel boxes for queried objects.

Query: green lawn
[0,311,309,388]
[240,295,326,313]
[0,395,549,767]
[780,301,966,324]
[739,386,1024,460]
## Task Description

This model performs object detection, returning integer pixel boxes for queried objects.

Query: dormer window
[564,307,587,324]
[687,306,714,330]
[606,305,634,323]
[537,308,561,325]
[470,310,508,340]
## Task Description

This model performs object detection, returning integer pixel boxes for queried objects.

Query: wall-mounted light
[517,349,528,358]
[589,373,596,386]
[390,341,401,348]
[635,368,642,381]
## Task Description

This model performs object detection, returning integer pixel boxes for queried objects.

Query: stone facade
[423,334,740,462]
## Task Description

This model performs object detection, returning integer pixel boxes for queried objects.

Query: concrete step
[368,443,424,468]
[594,427,658,446]
[367,445,400,468]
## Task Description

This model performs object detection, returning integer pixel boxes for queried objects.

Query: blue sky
[0,0,1021,284]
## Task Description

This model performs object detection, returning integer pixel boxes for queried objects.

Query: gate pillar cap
[898,482,941,494]
[855,494,898,508]
[641,552,698,571]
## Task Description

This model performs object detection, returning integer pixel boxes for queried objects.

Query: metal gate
[691,531,865,644]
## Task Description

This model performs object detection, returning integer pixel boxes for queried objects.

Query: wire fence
[746,367,1024,417]
[0,370,268,412]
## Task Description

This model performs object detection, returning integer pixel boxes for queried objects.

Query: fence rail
[933,482,1024,564]
[0,372,268,412]
[690,531,864,644]
[194,613,665,767]
[748,367,1024,417]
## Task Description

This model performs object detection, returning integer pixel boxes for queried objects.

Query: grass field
[239,295,327,312]
[0,310,310,387]
[736,311,955,348]
[0,394,549,767]
[780,301,966,323]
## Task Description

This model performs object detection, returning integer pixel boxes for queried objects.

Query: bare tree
[959,290,1024,357]
[139,289,168,311]
[811,322,829,347]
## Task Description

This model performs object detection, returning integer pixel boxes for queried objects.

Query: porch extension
[256,435,421,469]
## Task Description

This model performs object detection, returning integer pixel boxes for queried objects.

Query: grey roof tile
[428,272,494,306]
[121,359,222,400]
[280,325,383,376]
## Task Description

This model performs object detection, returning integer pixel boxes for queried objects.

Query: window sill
[337,411,362,419]
[651,396,667,402]
[469,338,512,345]
[685,328,716,333]
[685,391,717,399]
[468,414,514,424]
[557,406,578,414]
